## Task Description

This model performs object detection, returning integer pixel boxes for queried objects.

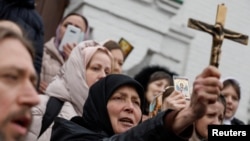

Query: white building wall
[66,0,250,123]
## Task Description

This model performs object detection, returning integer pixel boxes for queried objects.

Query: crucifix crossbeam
[188,3,249,68]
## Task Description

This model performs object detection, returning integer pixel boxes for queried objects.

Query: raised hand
[169,66,223,135]
[161,90,187,111]
[63,43,77,60]
[190,65,222,119]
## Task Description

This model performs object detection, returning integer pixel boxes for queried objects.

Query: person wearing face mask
[26,40,113,141]
[221,78,245,125]
[39,13,89,94]
[51,65,223,141]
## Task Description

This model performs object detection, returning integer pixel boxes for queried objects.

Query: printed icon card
[173,75,190,100]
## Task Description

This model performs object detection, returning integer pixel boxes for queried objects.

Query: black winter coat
[231,117,245,125]
[51,112,189,141]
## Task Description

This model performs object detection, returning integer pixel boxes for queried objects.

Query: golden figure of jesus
[188,3,248,68]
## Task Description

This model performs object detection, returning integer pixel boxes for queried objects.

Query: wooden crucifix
[188,3,249,68]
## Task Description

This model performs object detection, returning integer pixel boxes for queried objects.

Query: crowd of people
[0,0,246,141]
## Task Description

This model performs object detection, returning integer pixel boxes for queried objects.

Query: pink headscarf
[81,41,113,72]
[46,40,113,115]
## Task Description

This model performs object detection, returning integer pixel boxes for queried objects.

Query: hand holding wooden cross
[188,3,249,68]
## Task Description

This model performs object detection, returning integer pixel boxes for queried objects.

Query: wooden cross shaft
[188,3,249,68]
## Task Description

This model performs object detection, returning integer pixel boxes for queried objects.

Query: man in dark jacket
[0,0,44,88]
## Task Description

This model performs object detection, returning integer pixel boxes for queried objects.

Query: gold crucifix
[188,3,249,68]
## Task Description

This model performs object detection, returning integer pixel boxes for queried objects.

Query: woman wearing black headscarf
[51,66,223,141]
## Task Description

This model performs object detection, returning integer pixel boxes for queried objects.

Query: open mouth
[13,118,29,128]
[11,116,31,135]
[119,117,134,126]
[226,107,232,112]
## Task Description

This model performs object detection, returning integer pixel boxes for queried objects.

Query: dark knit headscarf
[81,74,145,136]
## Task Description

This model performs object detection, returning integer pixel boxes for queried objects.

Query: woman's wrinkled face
[107,86,142,134]
[221,85,239,119]
[145,79,169,103]
[58,15,87,42]
[195,101,225,139]
[85,51,112,87]
[110,49,124,74]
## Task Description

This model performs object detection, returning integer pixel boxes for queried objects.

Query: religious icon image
[118,38,134,60]
[173,75,190,100]
[148,86,174,118]
[149,93,162,118]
